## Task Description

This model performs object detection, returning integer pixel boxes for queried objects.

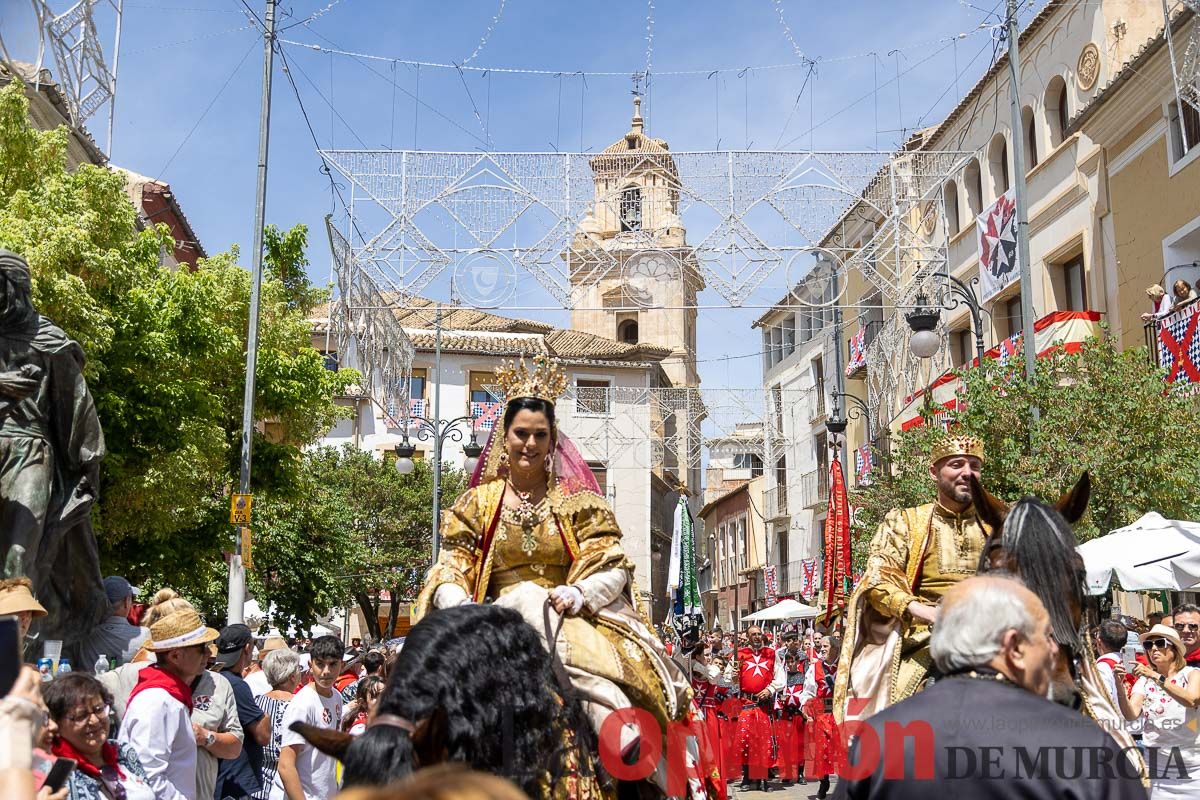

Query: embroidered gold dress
[834,502,989,721]
[414,479,692,748]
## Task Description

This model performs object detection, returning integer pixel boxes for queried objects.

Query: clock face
[622,250,681,308]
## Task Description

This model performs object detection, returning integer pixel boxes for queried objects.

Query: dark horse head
[970,472,1091,703]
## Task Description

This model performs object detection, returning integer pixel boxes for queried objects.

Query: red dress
[772,675,807,782]
[733,647,778,779]
[689,670,728,800]
[802,660,843,781]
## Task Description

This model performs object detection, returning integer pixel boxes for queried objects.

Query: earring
[544,454,553,471]
[499,451,509,466]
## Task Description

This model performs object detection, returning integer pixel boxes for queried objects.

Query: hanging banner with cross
[1158,304,1200,388]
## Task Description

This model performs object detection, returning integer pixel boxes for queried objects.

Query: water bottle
[94,654,109,675]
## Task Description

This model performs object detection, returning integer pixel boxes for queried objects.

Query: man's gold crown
[930,434,985,465]
[494,358,568,404]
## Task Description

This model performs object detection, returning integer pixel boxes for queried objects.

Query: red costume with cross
[733,645,785,779]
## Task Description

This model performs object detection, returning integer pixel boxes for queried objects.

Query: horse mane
[970,473,1091,656]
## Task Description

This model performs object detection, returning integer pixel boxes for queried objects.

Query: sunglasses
[1145,638,1174,650]
[1174,623,1200,632]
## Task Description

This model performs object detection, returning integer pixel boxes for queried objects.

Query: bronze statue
[0,249,106,658]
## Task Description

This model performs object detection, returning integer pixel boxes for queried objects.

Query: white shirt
[191,670,243,800]
[269,683,342,800]
[1134,666,1200,750]
[245,668,272,698]
[118,686,198,800]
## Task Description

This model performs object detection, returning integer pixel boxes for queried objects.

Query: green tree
[850,334,1200,570]
[0,79,355,617]
[249,445,467,636]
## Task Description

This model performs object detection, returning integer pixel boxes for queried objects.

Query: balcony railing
[809,392,827,425]
[800,469,828,509]
[764,485,788,519]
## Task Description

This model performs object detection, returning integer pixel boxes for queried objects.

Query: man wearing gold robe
[413,359,704,798]
[833,435,992,722]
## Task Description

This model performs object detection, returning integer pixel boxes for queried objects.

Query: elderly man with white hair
[834,575,1146,800]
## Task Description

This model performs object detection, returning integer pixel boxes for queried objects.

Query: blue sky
[3,0,1035,390]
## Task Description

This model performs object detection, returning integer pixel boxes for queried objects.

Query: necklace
[507,480,543,555]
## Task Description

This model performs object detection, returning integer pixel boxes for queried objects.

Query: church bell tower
[567,98,703,389]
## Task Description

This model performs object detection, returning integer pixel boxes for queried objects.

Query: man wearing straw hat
[834,434,992,724]
[118,608,218,800]
[0,576,46,644]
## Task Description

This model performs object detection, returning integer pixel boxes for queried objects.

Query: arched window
[943,179,960,235]
[988,134,1010,198]
[1045,76,1069,149]
[618,318,639,344]
[964,158,983,218]
[1023,106,1038,169]
[619,186,642,232]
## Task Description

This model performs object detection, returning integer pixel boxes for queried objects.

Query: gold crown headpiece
[494,357,568,405]
[930,434,985,466]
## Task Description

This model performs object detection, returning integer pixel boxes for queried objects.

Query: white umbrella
[741,599,821,621]
[1078,512,1200,595]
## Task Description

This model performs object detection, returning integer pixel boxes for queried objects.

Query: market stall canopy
[1078,512,1200,594]
[741,599,821,621]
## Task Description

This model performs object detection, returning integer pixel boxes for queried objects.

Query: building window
[1003,295,1023,339]
[468,371,498,407]
[587,461,608,495]
[620,186,642,232]
[1023,106,1038,169]
[409,368,428,400]
[781,315,796,358]
[774,456,786,493]
[322,352,339,371]
[812,356,826,417]
[617,318,639,344]
[944,180,960,236]
[576,378,611,415]
[1062,255,1087,311]
[989,134,1010,197]
[1045,76,1068,149]
[1169,101,1200,163]
[733,453,764,477]
[738,518,747,572]
[951,328,973,368]
[965,158,983,217]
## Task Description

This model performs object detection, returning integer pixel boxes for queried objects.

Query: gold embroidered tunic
[834,501,990,721]
[414,480,692,742]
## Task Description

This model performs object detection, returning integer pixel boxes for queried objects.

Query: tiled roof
[390,297,553,333]
[545,329,671,361]
[0,61,107,166]
[404,330,548,356]
[308,298,672,365]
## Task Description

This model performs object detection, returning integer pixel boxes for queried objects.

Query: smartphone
[0,615,20,696]
[42,757,76,792]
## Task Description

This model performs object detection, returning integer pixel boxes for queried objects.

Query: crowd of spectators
[1,575,399,800]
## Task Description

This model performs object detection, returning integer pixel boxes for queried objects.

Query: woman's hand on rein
[550,585,584,616]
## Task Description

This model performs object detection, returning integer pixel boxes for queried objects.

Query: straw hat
[259,635,288,655]
[1140,624,1185,657]
[145,609,219,652]
[0,579,47,617]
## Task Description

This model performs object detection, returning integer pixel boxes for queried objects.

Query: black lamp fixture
[905,292,943,359]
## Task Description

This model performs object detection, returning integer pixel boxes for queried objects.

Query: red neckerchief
[127,664,194,712]
[52,736,122,782]
[1187,646,1200,663]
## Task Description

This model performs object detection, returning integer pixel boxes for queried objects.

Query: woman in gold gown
[413,359,698,797]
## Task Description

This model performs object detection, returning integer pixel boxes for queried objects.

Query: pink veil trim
[468,416,601,497]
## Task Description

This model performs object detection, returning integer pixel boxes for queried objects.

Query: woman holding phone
[43,673,155,800]
[1114,624,1200,798]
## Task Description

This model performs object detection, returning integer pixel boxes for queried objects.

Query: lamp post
[905,274,987,365]
[826,392,873,445]
[394,417,483,562]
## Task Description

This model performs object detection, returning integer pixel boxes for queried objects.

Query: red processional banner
[824,457,851,621]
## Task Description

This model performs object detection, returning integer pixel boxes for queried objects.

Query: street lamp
[905,276,988,364]
[393,413,484,561]
[906,292,943,359]
[827,392,873,443]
